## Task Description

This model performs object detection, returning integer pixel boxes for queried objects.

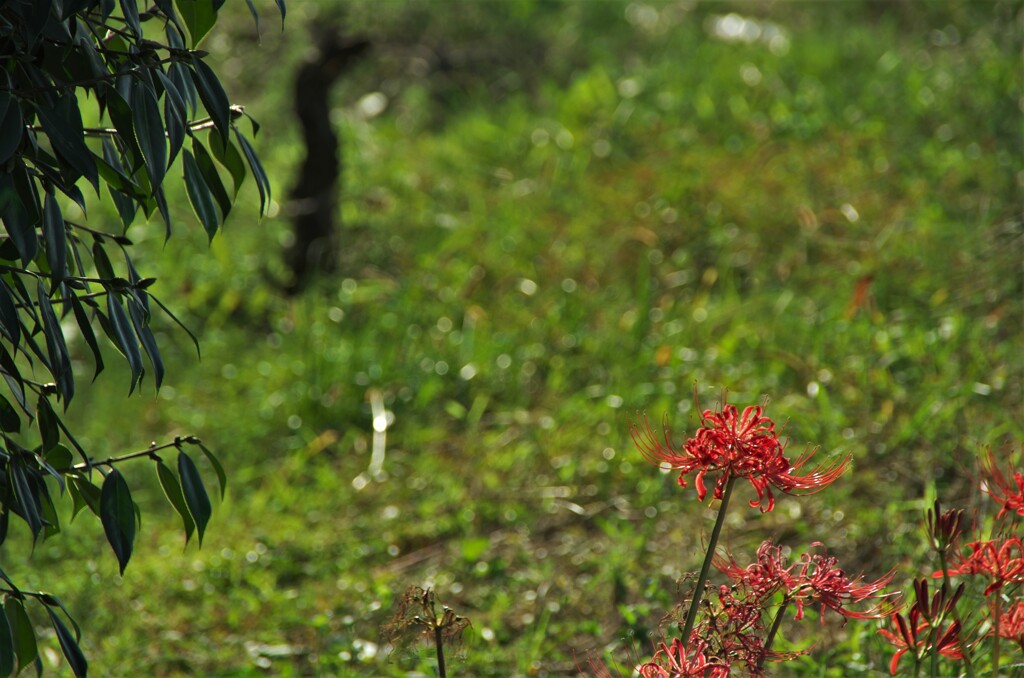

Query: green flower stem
[434,622,446,678]
[937,552,973,677]
[927,616,939,678]
[681,474,736,644]
[759,599,789,672]
[435,624,447,678]
[992,595,1001,678]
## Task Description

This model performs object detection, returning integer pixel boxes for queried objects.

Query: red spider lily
[878,608,964,676]
[717,540,898,622]
[993,600,1024,652]
[714,540,798,602]
[941,537,1024,596]
[636,637,730,678]
[790,544,899,622]
[631,399,850,512]
[978,448,1024,519]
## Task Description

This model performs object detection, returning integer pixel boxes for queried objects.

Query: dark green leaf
[120,0,142,36]
[190,57,231,148]
[0,279,21,347]
[0,605,14,678]
[178,451,211,545]
[156,70,187,166]
[39,485,60,539]
[34,92,98,190]
[36,395,60,454]
[0,394,20,433]
[4,598,37,676]
[183,149,220,239]
[124,253,151,314]
[70,294,105,381]
[44,444,73,475]
[0,345,28,415]
[155,0,187,38]
[97,136,141,194]
[36,595,81,642]
[154,185,173,239]
[192,139,232,220]
[91,236,116,279]
[42,192,67,283]
[45,608,87,678]
[131,79,168,191]
[100,469,135,575]
[244,0,261,37]
[36,281,74,404]
[70,477,102,520]
[103,84,143,174]
[208,128,246,196]
[0,177,38,267]
[197,443,227,499]
[175,0,218,48]
[151,295,200,358]
[127,297,164,389]
[9,459,42,539]
[0,92,23,165]
[168,61,197,116]
[66,230,87,278]
[157,460,195,544]
[106,292,143,393]
[233,129,270,216]
[100,138,140,229]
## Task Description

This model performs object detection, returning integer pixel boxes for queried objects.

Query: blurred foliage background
[3,0,1021,675]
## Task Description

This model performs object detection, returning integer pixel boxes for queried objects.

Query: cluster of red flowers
[636,637,730,678]
[631,399,849,512]
[878,579,965,675]
[978,448,1024,519]
[615,396,899,675]
[715,540,898,623]
[996,601,1024,652]
[877,448,1024,675]
[942,537,1024,596]
[607,394,1023,676]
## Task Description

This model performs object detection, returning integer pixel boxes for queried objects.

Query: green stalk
[681,474,736,644]
[435,624,447,678]
[927,616,939,678]
[759,599,789,672]
[992,595,1001,678]
[937,551,973,677]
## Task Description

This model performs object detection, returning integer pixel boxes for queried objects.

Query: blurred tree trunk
[286,32,369,294]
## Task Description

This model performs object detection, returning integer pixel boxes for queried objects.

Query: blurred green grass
[3,1,1021,675]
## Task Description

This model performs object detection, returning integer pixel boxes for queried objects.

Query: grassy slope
[3,1,1021,676]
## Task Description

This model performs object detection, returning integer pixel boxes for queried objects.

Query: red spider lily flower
[790,544,899,622]
[878,608,964,676]
[940,537,1024,596]
[631,398,850,512]
[637,637,730,678]
[714,540,798,602]
[978,448,1024,519]
[993,600,1024,652]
